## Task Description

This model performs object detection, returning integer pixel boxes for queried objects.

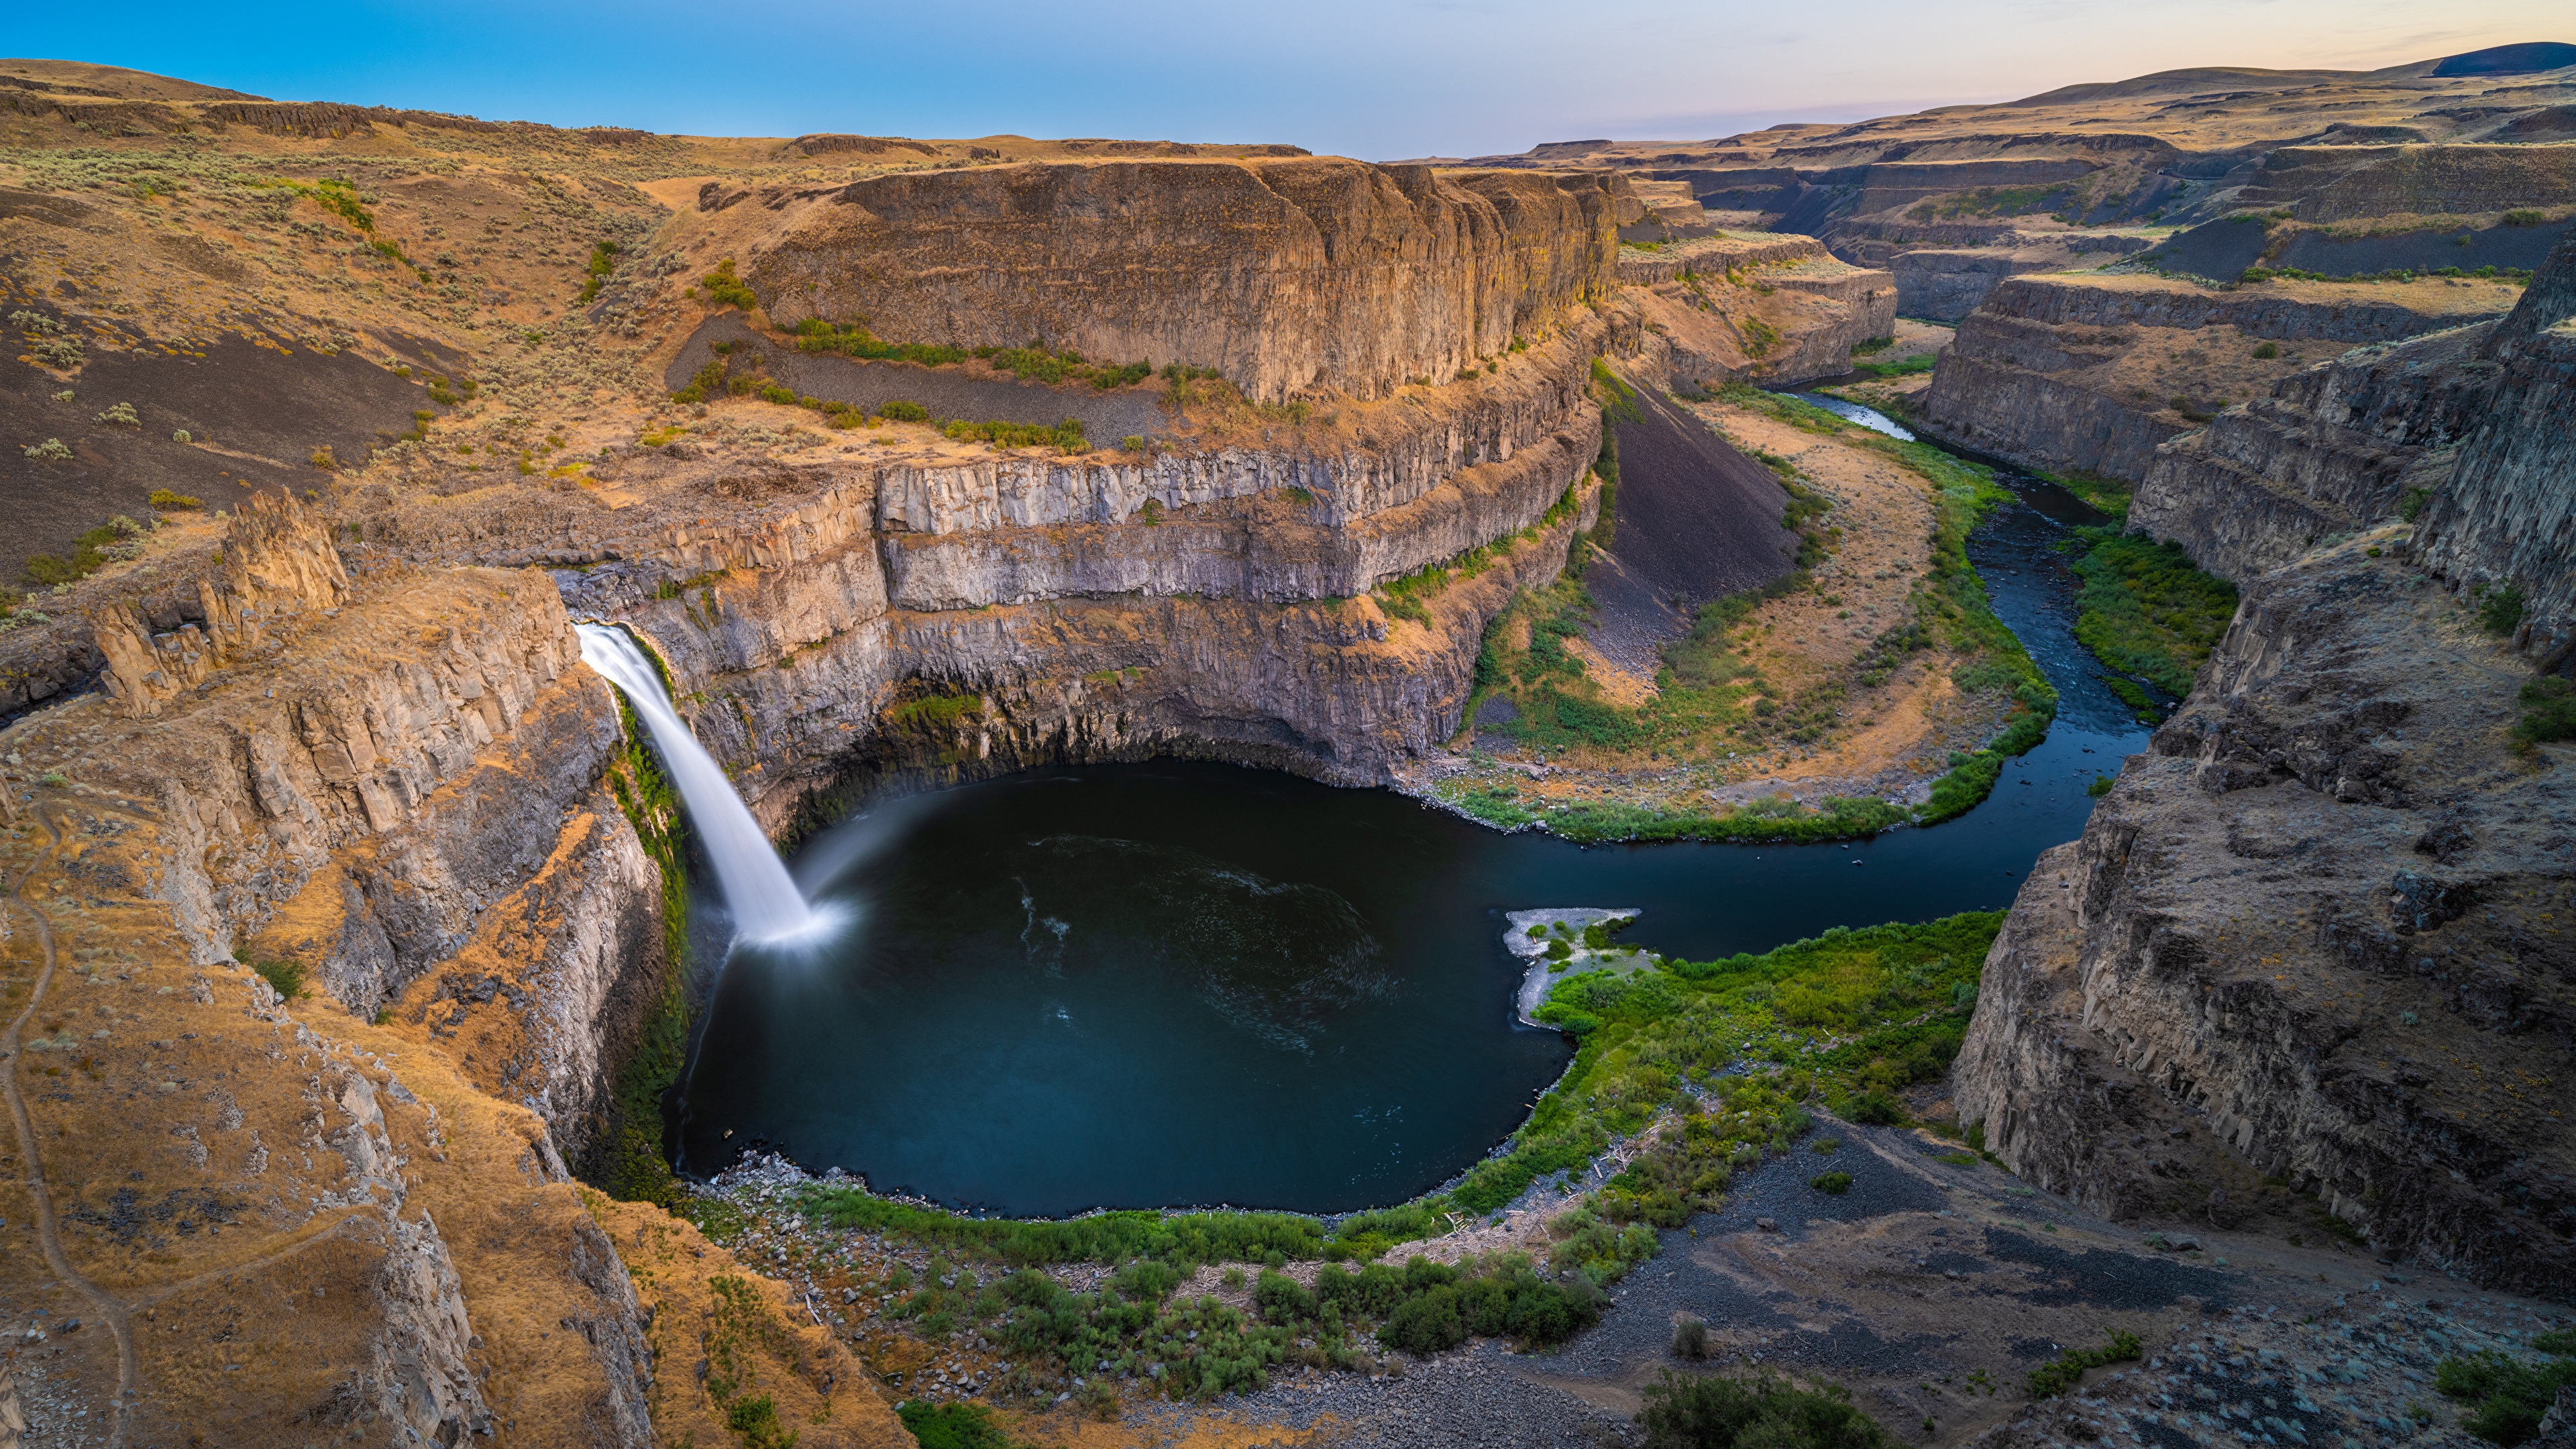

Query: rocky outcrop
[722,159,1622,402]
[553,462,1601,831]
[1919,273,2514,482]
[1880,235,2150,321]
[350,316,1623,826]
[1888,250,2061,323]
[0,765,657,1447]
[1953,231,2576,1297]
[2131,322,2498,578]
[2237,143,2576,222]
[1627,238,1897,386]
[2416,231,2576,663]
[1953,535,2576,1295]
[88,492,352,718]
[1614,233,1822,286]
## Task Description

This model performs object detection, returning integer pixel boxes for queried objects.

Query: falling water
[576,623,826,945]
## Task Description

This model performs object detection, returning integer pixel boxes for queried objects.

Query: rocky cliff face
[2417,231,2576,664]
[358,315,1619,827]
[719,159,1621,403]
[1885,239,2146,322]
[2130,323,2498,578]
[1919,273,2516,483]
[0,527,659,1444]
[1952,232,2576,1297]
[0,494,909,1444]
[1622,235,1896,386]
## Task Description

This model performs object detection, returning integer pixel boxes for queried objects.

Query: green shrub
[2399,486,2434,522]
[2251,342,2279,360]
[246,957,309,1000]
[724,1395,795,1449]
[941,416,1087,451]
[1638,1369,1890,1449]
[2088,773,2115,796]
[2479,584,2528,637]
[897,1399,1024,1449]
[1809,1171,1853,1194]
[2517,676,2576,747]
[1849,353,1937,380]
[2028,1332,2143,1397]
[1673,1316,1711,1359]
[877,400,930,422]
[2067,530,2237,697]
[576,240,618,303]
[2502,209,2548,227]
[700,258,759,311]
[1848,1093,1904,1126]
[21,438,71,462]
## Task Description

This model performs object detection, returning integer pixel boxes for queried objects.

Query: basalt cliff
[1951,230,2576,1297]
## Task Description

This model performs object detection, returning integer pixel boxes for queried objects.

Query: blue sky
[4,0,2564,158]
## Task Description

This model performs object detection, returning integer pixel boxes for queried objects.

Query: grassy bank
[1438,386,2055,843]
[686,910,2004,1403]
[2065,530,2239,699]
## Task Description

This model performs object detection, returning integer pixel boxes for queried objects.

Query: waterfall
[576,623,826,945]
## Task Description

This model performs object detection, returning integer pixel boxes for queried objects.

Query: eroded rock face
[2418,231,2576,662]
[735,160,1621,402]
[1624,235,1897,386]
[1953,541,2576,1295]
[1919,274,2513,483]
[2131,323,2499,579]
[1958,229,2576,1295]
[368,317,1619,826]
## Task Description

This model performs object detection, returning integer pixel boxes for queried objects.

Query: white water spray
[576,623,826,945]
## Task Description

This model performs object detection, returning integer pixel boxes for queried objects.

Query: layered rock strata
[717,159,1623,402]
[0,496,906,1444]
[1625,238,1897,386]
[1953,233,2576,1297]
[2130,322,2498,578]
[2416,233,2576,661]
[360,317,1619,823]
[1919,273,2516,482]
[1952,537,2575,1296]
[0,518,648,1444]
[1886,239,2149,323]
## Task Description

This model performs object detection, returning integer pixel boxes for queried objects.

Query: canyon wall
[344,311,1627,830]
[2129,322,2497,579]
[1621,234,1898,386]
[2416,233,2576,664]
[1919,273,2516,482]
[0,496,908,1446]
[66,496,675,1165]
[1951,231,2576,1295]
[726,159,1622,403]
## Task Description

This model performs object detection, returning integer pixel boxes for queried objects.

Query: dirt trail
[1,810,136,1447]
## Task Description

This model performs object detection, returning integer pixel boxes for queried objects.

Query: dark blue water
[675,412,2146,1218]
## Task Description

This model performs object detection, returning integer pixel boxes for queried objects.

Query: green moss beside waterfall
[600,692,696,1207]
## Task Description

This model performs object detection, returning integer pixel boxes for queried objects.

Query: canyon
[2,42,2574,1449]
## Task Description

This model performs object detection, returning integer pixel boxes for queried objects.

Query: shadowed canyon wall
[1952,232,2576,1296]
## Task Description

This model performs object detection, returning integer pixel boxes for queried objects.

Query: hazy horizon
[5,0,2567,160]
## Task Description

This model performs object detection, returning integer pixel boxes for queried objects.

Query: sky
[3,0,2567,160]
